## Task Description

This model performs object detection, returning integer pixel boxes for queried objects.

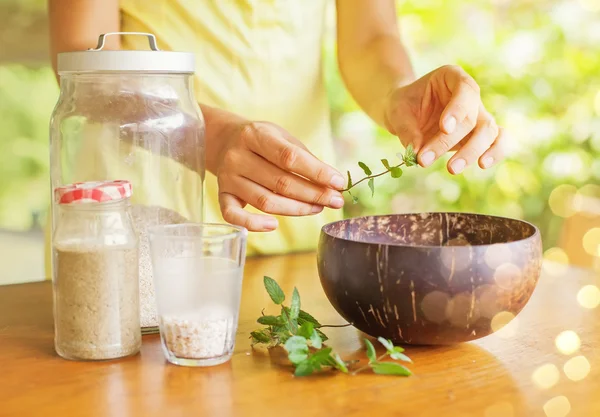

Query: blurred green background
[1,0,599,283]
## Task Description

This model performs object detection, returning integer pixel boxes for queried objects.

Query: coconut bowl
[317,212,542,345]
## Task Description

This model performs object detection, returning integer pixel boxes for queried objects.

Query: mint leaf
[290,287,301,320]
[282,305,298,334]
[370,362,412,376]
[297,322,314,339]
[250,330,271,344]
[264,276,285,304]
[364,339,377,363]
[390,351,412,363]
[294,360,315,377]
[390,167,403,178]
[273,328,291,344]
[346,170,353,188]
[377,337,395,353]
[315,329,329,342]
[403,144,417,167]
[332,353,349,373]
[298,310,321,327]
[289,351,309,365]
[284,336,309,365]
[310,329,322,349]
[358,162,372,176]
[310,347,333,367]
[352,195,359,204]
[381,159,391,170]
[257,315,284,326]
[284,335,308,352]
[368,178,375,197]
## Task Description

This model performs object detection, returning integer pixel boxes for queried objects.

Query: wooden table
[1,254,599,417]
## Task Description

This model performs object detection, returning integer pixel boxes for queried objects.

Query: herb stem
[343,162,406,192]
[351,353,390,375]
[320,323,352,328]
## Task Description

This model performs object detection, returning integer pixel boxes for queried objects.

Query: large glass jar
[52,181,141,361]
[49,33,205,333]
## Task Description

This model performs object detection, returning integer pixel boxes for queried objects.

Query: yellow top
[45,0,342,277]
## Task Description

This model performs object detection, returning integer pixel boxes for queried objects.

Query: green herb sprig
[344,144,417,204]
[251,277,413,377]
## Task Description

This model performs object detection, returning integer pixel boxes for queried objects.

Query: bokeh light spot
[548,185,577,218]
[485,244,513,270]
[445,292,480,327]
[493,263,522,290]
[582,228,600,256]
[491,311,518,338]
[577,285,600,309]
[477,285,501,319]
[555,331,581,355]
[595,89,600,115]
[543,396,571,417]
[543,248,569,276]
[484,401,514,417]
[421,291,450,324]
[440,247,470,272]
[531,363,560,389]
[563,355,591,381]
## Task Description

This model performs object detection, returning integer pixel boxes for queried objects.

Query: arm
[49,0,121,75]
[335,0,506,174]
[336,0,415,128]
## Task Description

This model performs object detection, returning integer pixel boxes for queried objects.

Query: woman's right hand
[214,121,346,232]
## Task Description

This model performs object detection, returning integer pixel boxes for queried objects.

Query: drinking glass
[148,223,247,366]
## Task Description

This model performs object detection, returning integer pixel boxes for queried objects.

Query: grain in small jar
[52,180,141,361]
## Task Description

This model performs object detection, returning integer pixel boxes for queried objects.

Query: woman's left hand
[384,64,507,174]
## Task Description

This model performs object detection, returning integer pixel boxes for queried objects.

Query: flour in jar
[54,243,141,360]
[129,205,188,330]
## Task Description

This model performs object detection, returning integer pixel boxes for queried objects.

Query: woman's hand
[384,65,507,174]
[215,121,346,232]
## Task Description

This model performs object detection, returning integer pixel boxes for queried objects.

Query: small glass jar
[52,180,141,361]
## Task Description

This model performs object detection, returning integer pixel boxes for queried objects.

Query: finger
[219,192,278,232]
[439,66,481,135]
[479,127,507,169]
[237,152,345,209]
[418,74,481,168]
[447,113,499,174]
[418,120,476,168]
[220,173,324,217]
[241,122,346,190]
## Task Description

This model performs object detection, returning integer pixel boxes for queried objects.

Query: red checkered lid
[54,180,133,204]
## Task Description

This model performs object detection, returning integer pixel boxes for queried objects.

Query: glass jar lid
[57,32,195,74]
[55,180,133,205]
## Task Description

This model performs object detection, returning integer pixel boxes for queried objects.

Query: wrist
[201,104,248,174]
[381,76,414,133]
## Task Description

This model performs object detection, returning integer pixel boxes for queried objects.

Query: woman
[48,0,506,257]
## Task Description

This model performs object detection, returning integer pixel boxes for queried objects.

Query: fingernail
[451,158,466,174]
[264,218,278,230]
[311,205,323,213]
[444,116,457,134]
[330,174,345,189]
[420,151,436,167]
[481,156,494,168]
[330,196,345,208]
